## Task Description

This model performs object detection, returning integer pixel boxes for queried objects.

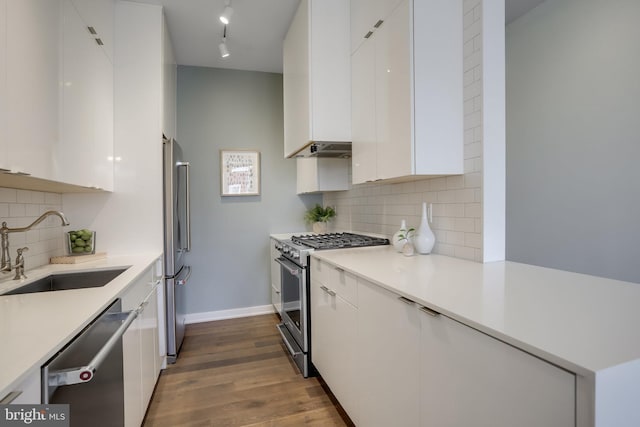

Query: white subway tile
[465,141,482,159]
[463,19,481,43]
[9,204,25,217]
[17,190,32,203]
[464,172,482,188]
[465,232,482,249]
[25,204,40,217]
[465,203,482,218]
[0,203,8,218]
[454,245,476,261]
[26,230,40,244]
[454,217,476,232]
[44,193,62,204]
[473,4,482,22]
[0,188,17,203]
[446,175,465,190]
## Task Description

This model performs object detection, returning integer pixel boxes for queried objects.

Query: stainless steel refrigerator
[163,136,192,363]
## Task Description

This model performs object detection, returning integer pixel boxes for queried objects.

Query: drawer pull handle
[398,296,415,305]
[335,267,345,273]
[0,391,22,404]
[374,19,384,28]
[364,31,373,39]
[320,285,336,297]
[419,306,440,317]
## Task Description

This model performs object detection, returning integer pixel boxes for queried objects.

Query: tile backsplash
[324,0,483,262]
[0,188,66,272]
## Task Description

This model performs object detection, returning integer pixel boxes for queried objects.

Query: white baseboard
[184,304,276,324]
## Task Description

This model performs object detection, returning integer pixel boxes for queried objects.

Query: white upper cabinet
[351,0,463,184]
[57,0,114,191]
[283,0,351,158]
[0,0,114,191]
[4,0,60,179]
[162,16,177,139]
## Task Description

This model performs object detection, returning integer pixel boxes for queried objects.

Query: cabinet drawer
[312,258,357,306]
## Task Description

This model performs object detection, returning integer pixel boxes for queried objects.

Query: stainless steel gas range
[274,233,389,377]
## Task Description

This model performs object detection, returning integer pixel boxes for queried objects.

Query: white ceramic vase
[392,219,408,252]
[414,202,435,254]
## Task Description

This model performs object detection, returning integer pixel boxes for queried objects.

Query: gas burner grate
[291,232,389,250]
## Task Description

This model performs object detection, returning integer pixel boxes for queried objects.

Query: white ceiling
[129,0,546,73]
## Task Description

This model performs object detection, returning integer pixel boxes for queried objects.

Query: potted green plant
[304,204,336,234]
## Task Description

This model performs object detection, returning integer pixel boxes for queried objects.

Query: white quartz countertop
[311,246,640,377]
[0,252,161,399]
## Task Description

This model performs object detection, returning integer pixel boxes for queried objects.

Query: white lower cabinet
[419,311,575,427]
[310,276,358,423]
[122,260,162,427]
[356,279,420,427]
[309,255,577,426]
[270,238,282,315]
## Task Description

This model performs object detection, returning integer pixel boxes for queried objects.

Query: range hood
[291,141,352,158]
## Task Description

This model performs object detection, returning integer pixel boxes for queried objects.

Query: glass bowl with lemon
[67,229,96,255]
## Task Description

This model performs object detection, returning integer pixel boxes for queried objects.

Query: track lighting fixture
[219,0,233,25]
[219,25,230,58]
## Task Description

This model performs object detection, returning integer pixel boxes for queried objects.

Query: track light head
[219,41,230,58]
[219,5,233,25]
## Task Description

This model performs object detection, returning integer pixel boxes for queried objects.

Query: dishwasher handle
[47,307,140,387]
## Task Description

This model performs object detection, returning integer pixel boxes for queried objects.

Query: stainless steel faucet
[0,210,70,273]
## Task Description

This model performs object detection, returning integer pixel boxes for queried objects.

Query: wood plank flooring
[143,314,353,427]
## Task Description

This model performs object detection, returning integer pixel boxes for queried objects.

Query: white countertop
[311,246,640,377]
[0,252,161,399]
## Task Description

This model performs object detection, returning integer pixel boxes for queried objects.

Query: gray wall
[506,0,640,283]
[177,66,321,315]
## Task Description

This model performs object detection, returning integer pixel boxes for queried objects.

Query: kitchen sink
[3,267,129,295]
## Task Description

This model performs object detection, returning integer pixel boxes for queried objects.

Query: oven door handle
[275,257,301,277]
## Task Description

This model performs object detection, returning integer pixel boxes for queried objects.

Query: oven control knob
[282,247,290,254]
[292,252,300,259]
[275,243,282,251]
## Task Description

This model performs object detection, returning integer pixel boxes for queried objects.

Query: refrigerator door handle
[176,161,191,252]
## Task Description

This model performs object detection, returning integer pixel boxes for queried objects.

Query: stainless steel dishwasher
[42,299,139,427]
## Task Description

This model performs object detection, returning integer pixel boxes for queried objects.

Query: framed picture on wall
[220,150,261,196]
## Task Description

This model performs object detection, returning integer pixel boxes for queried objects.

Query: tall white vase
[414,203,435,254]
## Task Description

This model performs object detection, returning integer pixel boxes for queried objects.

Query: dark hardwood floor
[143,314,353,426]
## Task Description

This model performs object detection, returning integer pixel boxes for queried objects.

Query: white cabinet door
[282,0,309,158]
[310,259,359,423]
[139,286,159,410]
[122,313,143,427]
[122,263,161,427]
[311,279,358,422]
[351,37,377,184]
[5,0,60,178]
[375,0,412,181]
[58,0,114,190]
[419,311,575,427]
[357,279,420,427]
[270,239,282,315]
